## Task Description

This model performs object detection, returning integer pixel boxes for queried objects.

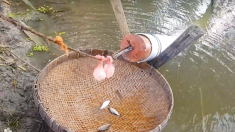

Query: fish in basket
[34,49,174,132]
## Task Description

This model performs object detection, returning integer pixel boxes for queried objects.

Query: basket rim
[33,49,174,132]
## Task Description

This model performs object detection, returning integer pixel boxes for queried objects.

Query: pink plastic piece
[93,58,106,81]
[95,55,103,60]
[104,56,115,78]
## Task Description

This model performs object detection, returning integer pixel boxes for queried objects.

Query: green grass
[8,13,15,18]
[27,44,48,57]
[27,52,33,57]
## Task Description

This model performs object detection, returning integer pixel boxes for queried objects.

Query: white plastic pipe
[135,33,177,63]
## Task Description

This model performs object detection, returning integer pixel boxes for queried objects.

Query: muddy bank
[0,1,52,132]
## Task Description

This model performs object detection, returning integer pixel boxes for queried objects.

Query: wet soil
[0,2,52,132]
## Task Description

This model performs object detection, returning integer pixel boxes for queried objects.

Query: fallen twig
[0,44,9,48]
[18,65,27,71]
[12,79,17,93]
[0,13,124,61]
[0,47,39,71]
[6,49,40,72]
[2,0,11,5]
[0,12,98,59]
[0,55,6,61]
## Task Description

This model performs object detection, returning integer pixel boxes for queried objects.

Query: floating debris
[97,124,112,131]
[100,100,110,109]
[109,107,120,116]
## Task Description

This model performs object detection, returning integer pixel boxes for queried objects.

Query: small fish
[109,107,120,116]
[100,100,110,109]
[97,124,112,131]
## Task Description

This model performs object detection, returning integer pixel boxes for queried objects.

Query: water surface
[13,0,235,131]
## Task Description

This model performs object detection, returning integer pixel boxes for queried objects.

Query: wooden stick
[0,44,39,71]
[0,12,126,62]
[147,25,204,69]
[2,0,11,5]
[0,55,6,61]
[18,65,27,71]
[110,0,130,38]
[0,44,9,48]
[6,49,41,72]
[0,12,97,59]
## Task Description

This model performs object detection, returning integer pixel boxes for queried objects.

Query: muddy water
[12,0,235,131]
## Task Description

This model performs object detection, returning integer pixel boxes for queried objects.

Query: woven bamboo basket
[33,49,174,132]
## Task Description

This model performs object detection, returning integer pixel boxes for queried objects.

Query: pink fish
[93,57,106,81]
[104,56,115,78]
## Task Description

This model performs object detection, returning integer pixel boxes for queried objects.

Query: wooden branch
[6,49,41,72]
[0,55,6,61]
[0,43,40,71]
[2,0,11,5]
[110,0,130,38]
[0,12,53,42]
[147,25,205,69]
[0,12,101,59]
[0,12,127,62]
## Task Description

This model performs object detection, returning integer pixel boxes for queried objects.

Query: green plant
[32,44,48,52]
[29,27,33,30]
[54,31,66,36]
[8,13,15,18]
[37,5,57,14]
[8,12,28,19]
[27,52,33,57]
[26,37,32,41]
